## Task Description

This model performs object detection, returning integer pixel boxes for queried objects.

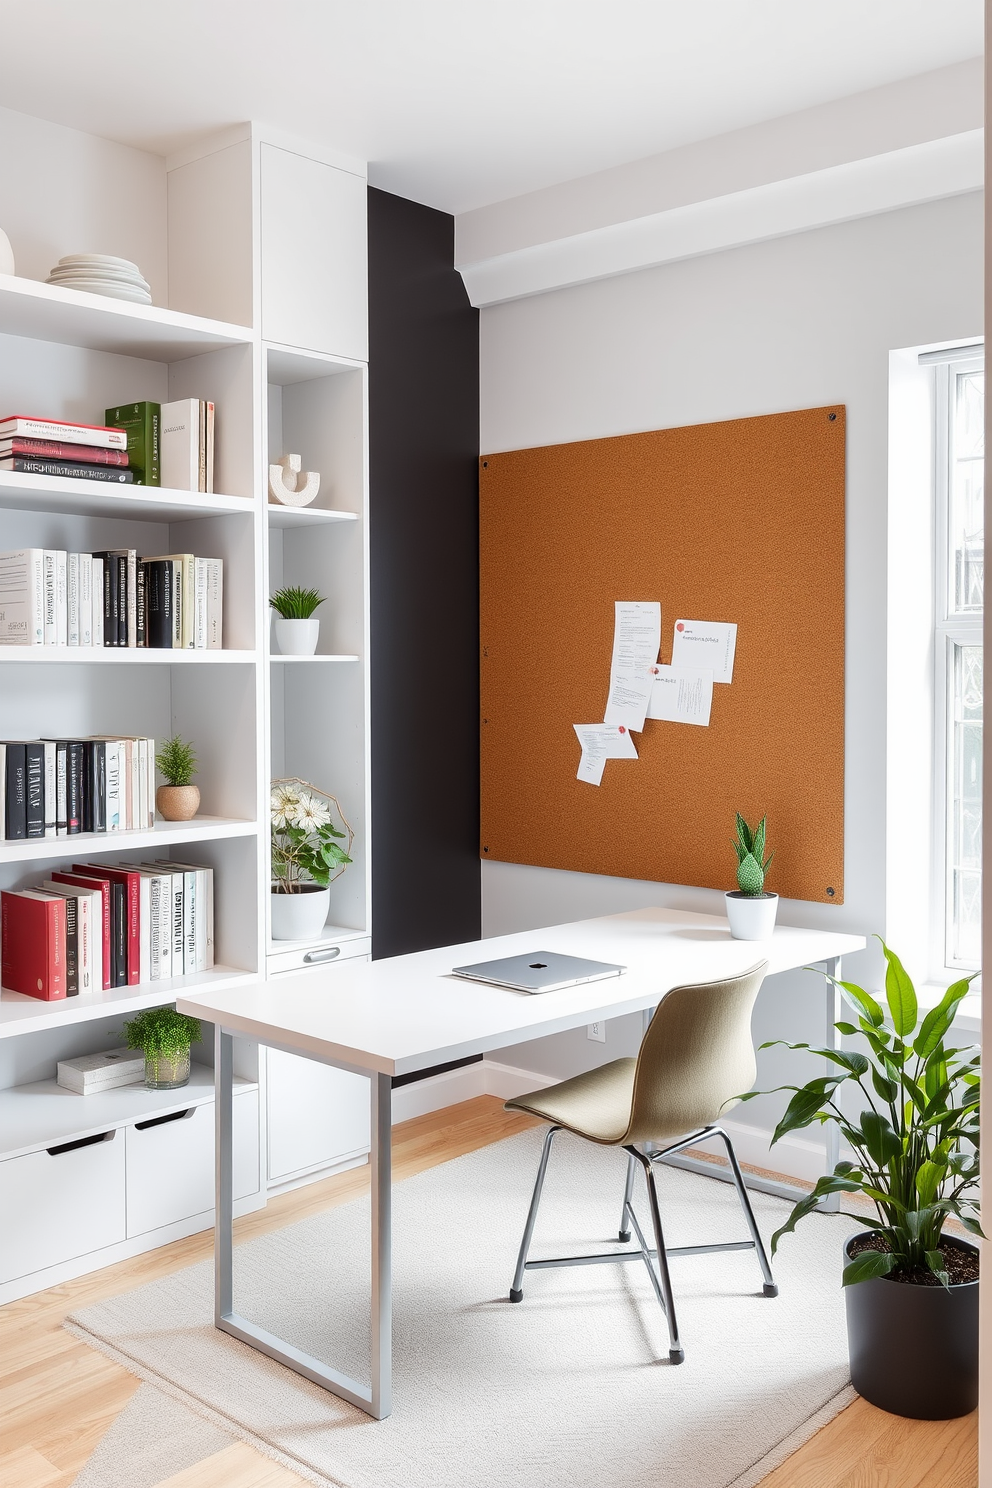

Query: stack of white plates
[46,254,152,304]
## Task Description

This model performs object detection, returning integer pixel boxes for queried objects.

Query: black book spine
[93,553,119,647]
[4,742,26,839]
[63,894,78,995]
[66,741,83,833]
[54,740,67,834]
[24,741,45,838]
[116,555,127,647]
[136,560,146,647]
[90,741,106,833]
[6,458,134,483]
[112,880,127,987]
[146,560,173,648]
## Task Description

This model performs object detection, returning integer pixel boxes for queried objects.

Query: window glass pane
[950,370,984,613]
[950,642,983,967]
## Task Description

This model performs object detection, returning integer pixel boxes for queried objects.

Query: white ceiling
[0,0,982,214]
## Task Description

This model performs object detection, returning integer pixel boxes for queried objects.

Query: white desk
[179,906,864,1419]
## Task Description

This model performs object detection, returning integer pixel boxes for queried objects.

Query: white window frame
[930,348,984,977]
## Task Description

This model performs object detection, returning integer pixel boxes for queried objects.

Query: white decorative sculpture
[268,452,320,507]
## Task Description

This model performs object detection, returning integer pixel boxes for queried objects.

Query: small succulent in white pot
[725,812,777,940]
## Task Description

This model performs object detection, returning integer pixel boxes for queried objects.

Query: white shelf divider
[269,654,359,663]
[266,505,358,529]
[0,470,255,522]
[0,966,258,1040]
[0,815,257,866]
[0,648,258,665]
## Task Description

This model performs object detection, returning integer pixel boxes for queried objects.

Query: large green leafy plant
[271,778,352,893]
[743,940,981,1285]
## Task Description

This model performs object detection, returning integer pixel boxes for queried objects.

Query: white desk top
[178,907,864,1078]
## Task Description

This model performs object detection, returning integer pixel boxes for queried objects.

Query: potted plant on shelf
[155,735,199,821]
[725,812,777,939]
[270,585,325,656]
[747,941,980,1419]
[271,777,353,941]
[123,1006,202,1090]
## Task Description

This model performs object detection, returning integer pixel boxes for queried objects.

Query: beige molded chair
[504,962,775,1364]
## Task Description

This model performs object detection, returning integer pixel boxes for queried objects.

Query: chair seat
[506,1058,637,1144]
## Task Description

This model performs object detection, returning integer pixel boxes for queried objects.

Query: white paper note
[573,722,638,786]
[647,665,714,726]
[670,619,738,683]
[605,601,661,729]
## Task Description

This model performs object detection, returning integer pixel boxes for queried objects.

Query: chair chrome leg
[618,1150,637,1242]
[712,1126,778,1297]
[510,1126,559,1302]
[631,1148,684,1365]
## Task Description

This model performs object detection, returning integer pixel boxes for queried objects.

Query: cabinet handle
[47,1130,115,1156]
[134,1108,194,1132]
[303,946,341,964]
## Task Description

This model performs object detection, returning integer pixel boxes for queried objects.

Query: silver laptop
[451,950,626,994]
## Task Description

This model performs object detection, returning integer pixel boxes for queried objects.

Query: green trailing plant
[269,585,325,620]
[732,812,773,895]
[155,735,197,787]
[739,939,981,1286]
[123,1006,202,1057]
[271,779,353,893]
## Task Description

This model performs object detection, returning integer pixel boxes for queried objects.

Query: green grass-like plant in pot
[741,940,980,1419]
[155,734,199,822]
[270,585,325,656]
[123,1006,202,1090]
[725,812,777,940]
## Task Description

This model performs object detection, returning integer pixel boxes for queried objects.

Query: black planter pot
[844,1232,979,1419]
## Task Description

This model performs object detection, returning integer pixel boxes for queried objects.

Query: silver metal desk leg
[370,1071,392,1420]
[215,1026,234,1324]
[819,956,842,1212]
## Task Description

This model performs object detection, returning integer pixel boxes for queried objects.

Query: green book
[105,401,161,486]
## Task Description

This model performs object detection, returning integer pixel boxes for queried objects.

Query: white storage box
[58,1048,145,1094]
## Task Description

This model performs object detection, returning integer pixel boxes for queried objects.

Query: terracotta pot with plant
[156,735,199,821]
[743,941,981,1419]
[123,1006,202,1090]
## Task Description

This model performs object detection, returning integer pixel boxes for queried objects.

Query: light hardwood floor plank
[153,1441,308,1488]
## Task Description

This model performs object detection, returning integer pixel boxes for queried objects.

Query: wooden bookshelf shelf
[0,470,254,521]
[0,968,257,1040]
[0,815,257,866]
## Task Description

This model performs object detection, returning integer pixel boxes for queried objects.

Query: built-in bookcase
[0,122,371,1301]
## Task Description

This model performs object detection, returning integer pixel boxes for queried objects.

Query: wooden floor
[0,1095,977,1488]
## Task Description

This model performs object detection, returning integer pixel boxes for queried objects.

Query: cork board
[480,406,845,904]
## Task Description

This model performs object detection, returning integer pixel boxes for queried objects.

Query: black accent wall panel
[368,188,481,958]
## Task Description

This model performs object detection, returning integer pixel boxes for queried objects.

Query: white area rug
[67,1129,856,1488]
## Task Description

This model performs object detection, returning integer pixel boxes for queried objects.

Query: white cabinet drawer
[125,1091,259,1237]
[267,937,369,978]
[0,1129,125,1281]
[267,1049,369,1183]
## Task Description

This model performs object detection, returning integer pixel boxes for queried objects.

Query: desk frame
[212,954,842,1420]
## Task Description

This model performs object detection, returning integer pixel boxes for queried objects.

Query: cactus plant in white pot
[725,812,777,940]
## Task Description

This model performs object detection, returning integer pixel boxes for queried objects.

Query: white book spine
[138,738,149,826]
[160,399,199,492]
[91,557,104,647]
[194,557,208,649]
[137,874,151,983]
[205,558,223,649]
[43,740,56,836]
[148,877,161,980]
[203,868,214,968]
[205,400,215,494]
[105,741,121,830]
[67,553,79,645]
[76,893,91,994]
[79,553,92,646]
[0,547,45,645]
[183,870,195,970]
[43,550,57,644]
[0,418,127,450]
[171,876,184,972]
[55,550,67,645]
[157,876,172,978]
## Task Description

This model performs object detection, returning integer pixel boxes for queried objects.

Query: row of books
[1,737,156,840]
[0,404,215,491]
[1,860,215,1000]
[0,549,224,648]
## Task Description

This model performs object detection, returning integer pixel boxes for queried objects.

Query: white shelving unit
[0,121,372,1300]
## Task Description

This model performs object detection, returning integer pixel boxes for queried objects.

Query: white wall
[479,191,984,1168]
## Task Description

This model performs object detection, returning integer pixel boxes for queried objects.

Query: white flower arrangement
[270,778,353,894]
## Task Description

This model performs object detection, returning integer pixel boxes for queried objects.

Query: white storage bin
[125,1090,259,1237]
[267,937,369,978]
[267,1050,369,1184]
[0,1129,125,1282]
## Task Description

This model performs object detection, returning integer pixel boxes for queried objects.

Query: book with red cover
[51,871,112,989]
[1,888,66,1000]
[0,438,129,466]
[73,863,140,985]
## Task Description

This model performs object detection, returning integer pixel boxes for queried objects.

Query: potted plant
[271,777,353,940]
[725,812,777,939]
[748,941,980,1419]
[270,585,325,656]
[155,735,199,821]
[123,1006,202,1090]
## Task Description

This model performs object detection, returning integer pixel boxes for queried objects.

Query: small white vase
[271,884,330,940]
[274,617,319,656]
[725,891,779,941]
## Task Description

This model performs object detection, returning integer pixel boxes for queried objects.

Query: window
[932,349,984,971]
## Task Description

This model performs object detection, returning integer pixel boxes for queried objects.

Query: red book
[0,437,129,466]
[1,889,66,1000]
[51,872,112,990]
[73,864,140,986]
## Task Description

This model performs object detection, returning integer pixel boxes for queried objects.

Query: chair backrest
[623,961,768,1145]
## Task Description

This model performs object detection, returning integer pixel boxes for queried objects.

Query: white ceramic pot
[271,884,330,940]
[725,891,779,941]
[274,617,319,656]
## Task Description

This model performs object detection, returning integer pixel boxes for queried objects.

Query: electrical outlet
[587,1021,606,1042]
